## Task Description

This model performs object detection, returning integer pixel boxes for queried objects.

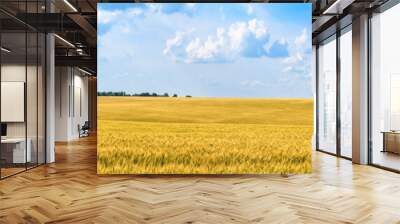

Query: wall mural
[97,3,313,174]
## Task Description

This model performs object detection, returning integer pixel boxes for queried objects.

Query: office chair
[79,121,90,138]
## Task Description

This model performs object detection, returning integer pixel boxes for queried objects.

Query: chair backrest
[82,121,90,129]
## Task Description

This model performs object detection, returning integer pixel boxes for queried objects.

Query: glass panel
[1,31,27,177]
[0,1,46,178]
[26,0,39,169]
[340,28,352,158]
[371,4,400,171]
[318,36,337,154]
[27,31,38,169]
[38,32,45,165]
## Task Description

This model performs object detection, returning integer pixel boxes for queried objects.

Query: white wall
[71,73,89,138]
[1,65,41,137]
[55,67,89,141]
[55,66,70,141]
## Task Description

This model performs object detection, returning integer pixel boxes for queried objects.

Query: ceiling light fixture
[323,1,341,15]
[54,34,75,48]
[76,48,85,56]
[63,0,78,12]
[78,67,93,76]
[1,47,11,53]
[322,0,354,15]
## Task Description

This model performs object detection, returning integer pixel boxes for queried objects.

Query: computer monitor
[1,123,7,137]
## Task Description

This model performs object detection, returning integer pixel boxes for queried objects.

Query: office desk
[1,138,31,163]
[381,131,400,154]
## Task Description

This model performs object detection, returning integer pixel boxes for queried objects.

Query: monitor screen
[1,123,7,137]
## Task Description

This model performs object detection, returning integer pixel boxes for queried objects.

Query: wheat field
[97,97,313,174]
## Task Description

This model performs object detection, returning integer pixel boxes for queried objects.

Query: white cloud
[147,4,162,13]
[98,8,143,24]
[246,5,254,15]
[228,19,267,51]
[163,19,286,63]
[185,3,196,9]
[282,51,307,74]
[282,66,293,73]
[98,9,122,24]
[294,28,307,48]
[185,28,227,63]
[163,30,194,62]
[283,52,303,65]
[247,19,267,38]
[282,28,311,77]
[240,80,266,87]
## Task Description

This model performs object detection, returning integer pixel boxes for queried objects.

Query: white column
[46,32,55,163]
[45,0,56,163]
[352,14,369,164]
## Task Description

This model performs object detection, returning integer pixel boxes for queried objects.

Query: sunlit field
[97,97,313,174]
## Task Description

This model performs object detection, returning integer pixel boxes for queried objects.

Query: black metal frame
[367,10,373,166]
[336,21,341,157]
[0,0,48,180]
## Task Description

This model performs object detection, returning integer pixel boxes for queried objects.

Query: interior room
[0,0,96,179]
[0,0,400,223]
[54,66,91,141]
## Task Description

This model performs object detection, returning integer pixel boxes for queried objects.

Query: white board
[1,82,25,122]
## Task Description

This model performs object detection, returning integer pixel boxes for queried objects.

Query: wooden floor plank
[0,135,400,223]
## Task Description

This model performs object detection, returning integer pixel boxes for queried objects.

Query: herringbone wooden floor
[1,135,400,223]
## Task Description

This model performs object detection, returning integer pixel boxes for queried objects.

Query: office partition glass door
[339,27,352,158]
[370,3,400,171]
[0,1,46,179]
[0,30,28,177]
[317,35,337,154]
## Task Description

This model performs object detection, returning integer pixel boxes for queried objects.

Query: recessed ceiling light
[54,34,75,48]
[63,0,78,12]
[322,0,354,15]
[78,67,93,76]
[1,47,11,53]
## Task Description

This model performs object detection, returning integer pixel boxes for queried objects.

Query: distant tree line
[98,91,130,96]
[98,91,192,98]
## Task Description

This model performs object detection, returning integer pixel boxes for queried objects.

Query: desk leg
[382,133,386,153]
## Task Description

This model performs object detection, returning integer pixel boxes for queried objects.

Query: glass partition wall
[316,0,400,171]
[316,26,352,159]
[339,26,352,159]
[317,35,337,155]
[0,3,46,179]
[370,3,400,171]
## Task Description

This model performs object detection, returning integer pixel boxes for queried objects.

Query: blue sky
[98,3,312,98]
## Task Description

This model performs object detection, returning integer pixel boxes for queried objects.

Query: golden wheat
[97,97,313,174]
